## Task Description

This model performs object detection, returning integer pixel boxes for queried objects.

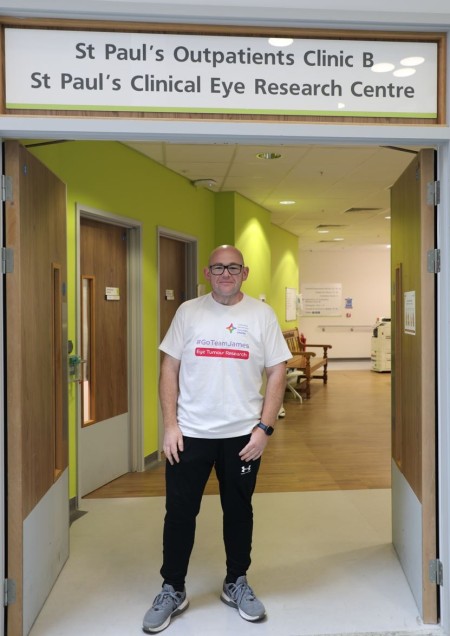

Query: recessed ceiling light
[318,230,329,234]
[333,238,344,241]
[385,215,391,220]
[256,152,282,160]
[268,38,294,47]
[280,200,295,205]
[386,244,391,249]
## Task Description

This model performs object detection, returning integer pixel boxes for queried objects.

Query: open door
[391,148,438,623]
[4,142,69,635]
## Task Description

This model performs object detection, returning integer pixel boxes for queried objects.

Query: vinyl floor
[29,362,443,636]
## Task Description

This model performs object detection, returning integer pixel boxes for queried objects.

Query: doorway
[157,228,198,454]
[7,135,446,636]
[76,205,143,498]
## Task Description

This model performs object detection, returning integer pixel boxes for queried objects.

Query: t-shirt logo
[226,323,236,333]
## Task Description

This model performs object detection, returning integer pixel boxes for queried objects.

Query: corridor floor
[29,489,441,636]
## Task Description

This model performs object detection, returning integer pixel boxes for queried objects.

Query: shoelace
[153,589,183,612]
[228,579,256,605]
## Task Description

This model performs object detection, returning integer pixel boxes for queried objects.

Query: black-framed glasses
[209,263,243,276]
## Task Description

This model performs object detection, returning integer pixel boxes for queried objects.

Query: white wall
[298,248,390,358]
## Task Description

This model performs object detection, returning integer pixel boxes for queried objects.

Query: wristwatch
[255,422,275,436]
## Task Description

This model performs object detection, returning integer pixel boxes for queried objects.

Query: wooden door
[391,148,437,623]
[159,236,187,342]
[5,141,69,635]
[79,217,129,497]
[158,236,188,450]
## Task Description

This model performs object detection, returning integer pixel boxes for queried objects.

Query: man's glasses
[209,264,243,276]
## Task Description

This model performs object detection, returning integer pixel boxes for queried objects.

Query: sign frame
[0,22,446,125]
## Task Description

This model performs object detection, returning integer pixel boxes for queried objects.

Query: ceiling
[124,141,424,251]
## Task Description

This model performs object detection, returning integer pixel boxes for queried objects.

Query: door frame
[0,146,5,636]
[75,204,144,502]
[436,141,450,631]
[157,227,197,457]
[0,123,448,633]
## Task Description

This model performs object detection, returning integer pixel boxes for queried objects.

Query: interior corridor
[28,362,442,636]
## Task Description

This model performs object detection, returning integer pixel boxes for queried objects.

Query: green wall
[29,141,216,497]
[270,224,299,330]
[215,191,298,324]
[28,141,298,499]
[214,192,236,247]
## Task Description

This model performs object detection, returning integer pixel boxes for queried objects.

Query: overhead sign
[4,28,438,118]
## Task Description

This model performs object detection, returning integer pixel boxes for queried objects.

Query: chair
[282,328,332,399]
[286,368,304,402]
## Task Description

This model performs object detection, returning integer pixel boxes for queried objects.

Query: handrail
[317,325,373,333]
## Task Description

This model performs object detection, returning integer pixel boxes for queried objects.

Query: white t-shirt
[159,293,291,438]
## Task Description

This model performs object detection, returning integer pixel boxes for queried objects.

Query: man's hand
[239,428,268,462]
[163,426,184,465]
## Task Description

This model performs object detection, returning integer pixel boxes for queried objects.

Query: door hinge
[429,559,444,586]
[1,175,13,202]
[427,249,440,274]
[3,578,16,606]
[1,247,14,274]
[427,180,440,206]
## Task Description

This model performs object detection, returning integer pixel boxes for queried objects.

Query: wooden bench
[283,328,332,399]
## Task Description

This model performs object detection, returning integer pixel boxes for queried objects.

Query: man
[143,245,290,634]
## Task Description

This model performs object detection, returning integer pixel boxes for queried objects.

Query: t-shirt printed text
[195,347,249,359]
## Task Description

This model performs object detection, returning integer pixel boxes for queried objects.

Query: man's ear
[203,266,212,282]
[242,267,249,281]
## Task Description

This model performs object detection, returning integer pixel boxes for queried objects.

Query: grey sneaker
[220,576,266,621]
[142,584,189,633]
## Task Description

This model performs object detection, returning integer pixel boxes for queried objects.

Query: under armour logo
[241,465,252,475]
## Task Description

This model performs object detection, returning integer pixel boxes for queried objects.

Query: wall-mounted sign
[404,290,416,335]
[285,287,297,321]
[105,286,120,301]
[300,283,342,316]
[165,289,175,301]
[4,29,438,118]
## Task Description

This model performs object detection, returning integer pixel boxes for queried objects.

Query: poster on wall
[404,290,416,335]
[285,287,297,321]
[300,283,342,316]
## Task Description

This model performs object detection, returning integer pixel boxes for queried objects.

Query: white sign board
[4,29,438,118]
[285,287,297,321]
[404,290,416,335]
[300,283,342,317]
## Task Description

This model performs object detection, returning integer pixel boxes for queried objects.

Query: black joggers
[160,434,261,589]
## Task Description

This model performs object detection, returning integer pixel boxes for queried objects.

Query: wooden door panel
[5,141,68,635]
[159,236,186,342]
[80,218,127,424]
[391,148,437,623]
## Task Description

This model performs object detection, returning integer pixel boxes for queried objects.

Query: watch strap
[255,422,274,435]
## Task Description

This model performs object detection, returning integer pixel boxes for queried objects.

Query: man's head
[204,245,249,305]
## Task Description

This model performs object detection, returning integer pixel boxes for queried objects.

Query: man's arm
[260,361,287,428]
[239,361,287,462]
[159,352,183,465]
